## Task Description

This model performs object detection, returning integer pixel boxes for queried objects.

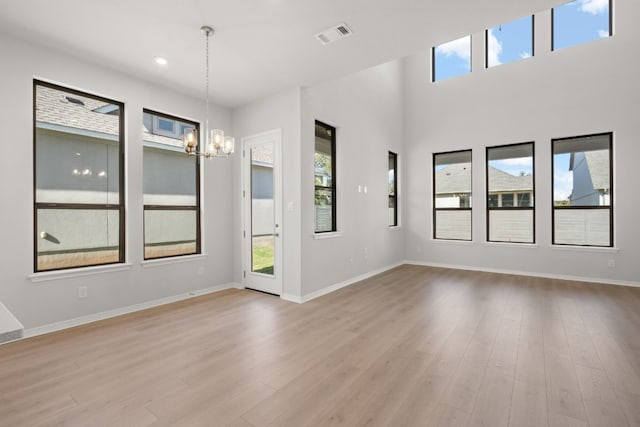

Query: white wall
[403,1,640,284]
[0,32,234,329]
[301,60,405,296]
[231,87,302,299]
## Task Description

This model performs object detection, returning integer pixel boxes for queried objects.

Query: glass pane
[315,143,333,187]
[388,153,396,196]
[433,35,471,82]
[517,193,531,207]
[251,144,275,276]
[553,136,610,207]
[554,209,610,246]
[144,210,196,259]
[143,148,197,206]
[434,151,472,209]
[35,85,120,205]
[488,144,534,206]
[388,196,396,227]
[36,208,120,271]
[157,118,174,132]
[435,210,472,240]
[487,16,533,67]
[489,209,534,243]
[315,189,334,233]
[553,0,610,51]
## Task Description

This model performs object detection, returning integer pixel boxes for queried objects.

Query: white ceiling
[0,0,559,108]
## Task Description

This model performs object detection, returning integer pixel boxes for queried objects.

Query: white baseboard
[405,260,640,288]
[297,261,405,304]
[279,293,302,304]
[23,282,240,339]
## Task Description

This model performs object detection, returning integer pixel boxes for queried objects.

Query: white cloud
[486,30,502,67]
[579,0,608,15]
[598,29,609,38]
[436,35,471,64]
[554,170,574,201]
[520,51,532,59]
[499,157,533,167]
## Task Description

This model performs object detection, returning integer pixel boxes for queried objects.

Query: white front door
[242,129,282,295]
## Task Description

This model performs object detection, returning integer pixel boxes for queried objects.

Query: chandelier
[183,26,234,158]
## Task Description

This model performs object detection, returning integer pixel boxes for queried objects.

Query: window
[388,152,398,227]
[34,80,124,272]
[433,35,471,82]
[553,0,611,51]
[552,133,612,247]
[143,110,200,259]
[486,142,534,243]
[434,150,472,241]
[486,15,534,68]
[315,121,336,233]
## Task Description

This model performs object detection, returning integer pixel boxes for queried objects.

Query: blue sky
[554,153,572,201]
[489,158,533,178]
[434,0,610,81]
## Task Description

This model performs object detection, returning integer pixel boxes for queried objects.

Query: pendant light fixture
[183,26,234,158]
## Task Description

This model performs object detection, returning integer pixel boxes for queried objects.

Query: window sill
[29,263,133,283]
[550,245,619,254]
[388,225,402,231]
[313,231,343,240]
[141,253,208,268]
[430,238,474,245]
[483,241,539,249]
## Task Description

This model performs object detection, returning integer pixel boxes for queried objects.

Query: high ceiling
[0,0,559,108]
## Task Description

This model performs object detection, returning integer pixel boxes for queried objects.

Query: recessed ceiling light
[154,56,168,66]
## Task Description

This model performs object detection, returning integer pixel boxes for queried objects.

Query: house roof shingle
[436,164,532,194]
[36,85,184,149]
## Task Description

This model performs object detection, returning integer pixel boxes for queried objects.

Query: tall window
[486,15,534,68]
[486,142,535,243]
[552,133,612,247]
[388,151,398,227]
[143,110,200,259]
[433,35,472,82]
[434,150,472,241]
[314,120,336,233]
[34,80,124,272]
[553,0,611,51]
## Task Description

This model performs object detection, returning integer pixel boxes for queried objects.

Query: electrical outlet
[78,286,88,298]
[608,259,616,268]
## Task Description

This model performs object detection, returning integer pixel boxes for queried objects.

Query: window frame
[33,79,125,272]
[485,15,535,69]
[485,141,536,244]
[314,120,337,234]
[551,132,613,247]
[433,149,473,241]
[142,108,201,260]
[551,0,613,52]
[388,151,398,227]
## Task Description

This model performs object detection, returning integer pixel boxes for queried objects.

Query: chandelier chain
[205,28,210,140]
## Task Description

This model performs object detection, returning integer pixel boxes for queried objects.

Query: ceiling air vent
[315,23,353,45]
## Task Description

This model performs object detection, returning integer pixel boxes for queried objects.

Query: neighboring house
[434,163,533,207]
[36,86,197,264]
[35,86,122,267]
[569,150,610,206]
[250,145,275,238]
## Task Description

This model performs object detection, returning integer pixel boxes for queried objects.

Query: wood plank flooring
[2,265,640,426]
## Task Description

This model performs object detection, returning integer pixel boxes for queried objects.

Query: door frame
[241,128,283,295]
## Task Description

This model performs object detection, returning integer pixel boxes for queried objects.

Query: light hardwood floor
[2,265,640,426]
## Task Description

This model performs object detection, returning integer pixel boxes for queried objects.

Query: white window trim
[29,263,133,283]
